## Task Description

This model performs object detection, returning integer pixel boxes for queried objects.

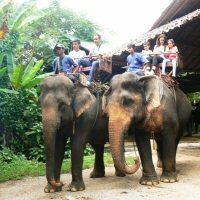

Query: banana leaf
[9,0,36,30]
[0,88,18,94]
[6,51,16,80]
[23,57,34,81]
[11,64,23,90]
[0,0,10,12]
[21,60,44,88]
[17,8,53,31]
[0,66,8,79]
[21,72,53,89]
[0,52,5,66]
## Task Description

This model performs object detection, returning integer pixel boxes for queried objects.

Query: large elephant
[38,75,128,193]
[104,72,191,186]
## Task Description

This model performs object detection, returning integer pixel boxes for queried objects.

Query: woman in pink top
[161,39,178,77]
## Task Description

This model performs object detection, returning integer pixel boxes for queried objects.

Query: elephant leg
[135,130,159,186]
[67,121,92,192]
[89,143,105,178]
[155,139,163,168]
[44,132,68,193]
[160,131,178,183]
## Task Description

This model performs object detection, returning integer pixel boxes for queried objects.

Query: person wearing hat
[53,44,79,82]
[127,43,149,76]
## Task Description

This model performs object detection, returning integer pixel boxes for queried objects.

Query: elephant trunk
[42,107,63,188]
[109,104,140,174]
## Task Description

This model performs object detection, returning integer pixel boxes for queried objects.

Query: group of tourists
[53,33,178,86]
[128,34,178,77]
[53,34,109,86]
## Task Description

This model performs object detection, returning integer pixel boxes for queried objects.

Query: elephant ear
[139,76,161,113]
[102,87,111,116]
[73,81,96,118]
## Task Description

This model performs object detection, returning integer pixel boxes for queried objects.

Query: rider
[78,34,110,87]
[53,44,79,83]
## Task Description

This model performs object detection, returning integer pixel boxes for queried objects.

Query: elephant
[38,75,127,193]
[192,103,200,134]
[104,72,191,186]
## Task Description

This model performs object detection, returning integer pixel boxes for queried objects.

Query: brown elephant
[104,72,191,186]
[38,75,127,193]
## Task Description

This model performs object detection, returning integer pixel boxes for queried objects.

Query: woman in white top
[152,34,168,71]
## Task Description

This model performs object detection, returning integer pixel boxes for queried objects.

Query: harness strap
[90,87,100,130]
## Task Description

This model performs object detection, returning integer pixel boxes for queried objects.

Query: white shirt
[89,44,108,56]
[153,45,165,54]
[69,50,86,63]
[141,50,153,58]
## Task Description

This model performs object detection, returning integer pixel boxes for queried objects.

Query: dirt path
[0,134,200,200]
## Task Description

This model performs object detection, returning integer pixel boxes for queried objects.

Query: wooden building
[110,0,200,93]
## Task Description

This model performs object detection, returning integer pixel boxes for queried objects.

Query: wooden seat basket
[79,56,112,83]
[155,53,183,76]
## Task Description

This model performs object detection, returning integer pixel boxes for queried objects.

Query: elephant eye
[123,98,134,107]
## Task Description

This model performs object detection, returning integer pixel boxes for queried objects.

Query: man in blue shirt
[127,43,149,76]
[53,44,79,82]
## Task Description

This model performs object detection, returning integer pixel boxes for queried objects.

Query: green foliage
[0,66,8,78]
[186,92,200,105]
[0,90,43,156]
[0,152,132,183]
[84,144,95,156]
[0,88,18,94]
[28,144,45,162]
[6,51,16,79]
[0,145,20,163]
[21,60,44,88]
[11,64,23,89]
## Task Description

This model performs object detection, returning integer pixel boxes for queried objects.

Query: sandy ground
[0,134,200,200]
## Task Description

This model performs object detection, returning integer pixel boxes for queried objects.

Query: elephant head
[104,72,161,174]
[38,75,95,188]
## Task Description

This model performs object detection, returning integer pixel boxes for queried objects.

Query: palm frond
[9,0,36,30]
[0,88,18,94]
[18,8,54,31]
[6,51,16,80]
[21,72,53,89]
[0,66,8,79]
[0,52,5,66]
[11,64,23,90]
[23,57,34,81]
[21,60,44,88]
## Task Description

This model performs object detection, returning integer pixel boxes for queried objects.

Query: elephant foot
[44,183,62,193]
[156,160,163,168]
[66,181,85,192]
[114,165,126,177]
[160,171,179,183]
[90,169,105,178]
[140,174,159,186]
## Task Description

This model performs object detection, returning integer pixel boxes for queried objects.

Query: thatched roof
[111,8,200,73]
[151,0,200,30]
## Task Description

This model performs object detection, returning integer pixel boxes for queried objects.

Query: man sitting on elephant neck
[127,43,149,76]
[53,44,79,83]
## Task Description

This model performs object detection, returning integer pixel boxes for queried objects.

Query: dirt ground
[1,134,200,200]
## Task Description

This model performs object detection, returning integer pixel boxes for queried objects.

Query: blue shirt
[127,53,149,72]
[53,55,78,74]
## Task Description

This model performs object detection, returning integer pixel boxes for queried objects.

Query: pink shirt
[165,46,177,60]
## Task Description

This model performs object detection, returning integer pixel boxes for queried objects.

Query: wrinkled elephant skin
[105,73,191,186]
[39,75,124,193]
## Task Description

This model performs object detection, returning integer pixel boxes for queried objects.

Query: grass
[0,153,135,183]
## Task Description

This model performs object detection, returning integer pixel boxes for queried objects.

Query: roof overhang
[111,9,200,73]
